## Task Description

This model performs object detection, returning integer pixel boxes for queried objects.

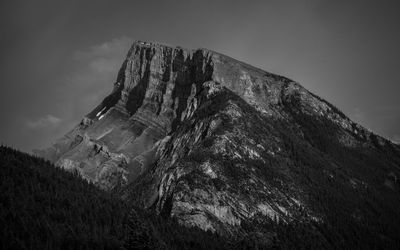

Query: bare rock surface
[37,41,400,240]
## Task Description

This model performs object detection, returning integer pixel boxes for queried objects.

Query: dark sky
[1,0,400,152]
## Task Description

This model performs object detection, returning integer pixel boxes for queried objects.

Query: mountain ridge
[36,40,400,247]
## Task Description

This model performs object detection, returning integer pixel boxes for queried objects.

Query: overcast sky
[1,0,399,152]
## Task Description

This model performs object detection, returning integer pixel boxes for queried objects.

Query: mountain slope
[37,41,400,247]
[1,146,251,249]
[0,146,128,248]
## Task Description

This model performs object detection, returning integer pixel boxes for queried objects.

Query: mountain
[37,41,400,248]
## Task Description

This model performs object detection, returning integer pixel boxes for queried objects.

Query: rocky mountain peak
[37,41,400,239]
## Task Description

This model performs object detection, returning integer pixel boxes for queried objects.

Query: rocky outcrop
[38,42,214,189]
[38,41,400,241]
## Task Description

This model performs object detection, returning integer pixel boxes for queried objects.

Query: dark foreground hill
[1,145,352,249]
[32,40,400,248]
[0,146,234,249]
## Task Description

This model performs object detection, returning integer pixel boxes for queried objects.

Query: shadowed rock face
[39,42,215,188]
[38,41,400,240]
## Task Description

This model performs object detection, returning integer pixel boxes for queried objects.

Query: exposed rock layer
[38,41,400,241]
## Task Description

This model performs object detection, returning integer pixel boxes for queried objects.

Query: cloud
[71,36,132,80]
[60,37,132,118]
[26,114,61,129]
[73,37,132,61]
[89,57,120,73]
[66,36,132,88]
[19,37,133,150]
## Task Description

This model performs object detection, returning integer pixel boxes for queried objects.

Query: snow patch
[96,106,107,117]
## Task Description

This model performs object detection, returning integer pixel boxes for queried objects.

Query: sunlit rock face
[38,41,400,238]
[38,42,214,189]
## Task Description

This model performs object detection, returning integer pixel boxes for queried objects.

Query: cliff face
[38,41,400,242]
[40,42,214,189]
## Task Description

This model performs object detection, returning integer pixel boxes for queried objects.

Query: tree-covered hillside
[0,146,235,249]
[2,144,400,249]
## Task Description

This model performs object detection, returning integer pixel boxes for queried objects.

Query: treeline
[0,146,264,249]
[278,94,400,249]
[0,146,129,249]
[2,140,400,249]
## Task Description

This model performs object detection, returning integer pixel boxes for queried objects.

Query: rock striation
[38,41,400,242]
